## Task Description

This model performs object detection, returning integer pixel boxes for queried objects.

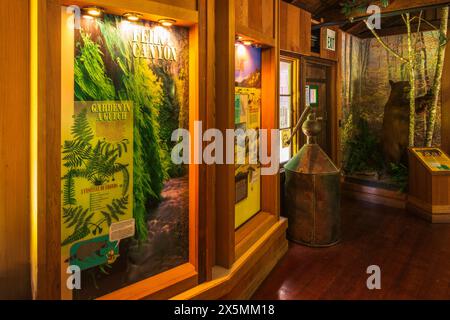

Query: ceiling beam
[320,0,450,23]
[358,19,442,38]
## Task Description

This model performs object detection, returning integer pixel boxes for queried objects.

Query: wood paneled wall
[280,1,311,56]
[154,0,198,11]
[235,0,277,45]
[0,0,31,299]
[320,26,340,61]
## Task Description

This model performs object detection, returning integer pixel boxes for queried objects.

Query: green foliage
[154,65,185,178]
[97,17,169,242]
[343,118,384,174]
[74,32,116,101]
[341,0,390,18]
[63,171,77,206]
[62,109,93,168]
[62,206,94,246]
[389,163,409,192]
[71,141,128,187]
[101,195,129,225]
[100,139,129,158]
[62,139,92,168]
[71,108,94,143]
[62,226,91,247]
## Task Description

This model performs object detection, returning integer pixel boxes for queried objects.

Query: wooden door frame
[279,52,301,164]
[300,56,339,164]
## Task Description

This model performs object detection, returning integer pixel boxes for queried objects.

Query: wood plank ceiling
[283,0,450,38]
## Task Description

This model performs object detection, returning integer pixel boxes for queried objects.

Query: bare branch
[409,16,439,31]
[363,20,408,63]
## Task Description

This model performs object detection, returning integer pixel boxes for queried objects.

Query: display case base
[172,218,288,300]
[407,196,450,224]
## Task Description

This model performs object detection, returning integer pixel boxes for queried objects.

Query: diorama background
[340,30,442,187]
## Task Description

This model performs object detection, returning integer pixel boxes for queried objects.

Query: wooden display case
[408,147,450,223]
[32,0,213,300]
[31,0,286,300]
[215,0,287,274]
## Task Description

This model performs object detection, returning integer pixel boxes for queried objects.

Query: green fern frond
[101,195,129,224]
[62,171,77,206]
[74,31,116,101]
[71,108,94,143]
[62,226,91,247]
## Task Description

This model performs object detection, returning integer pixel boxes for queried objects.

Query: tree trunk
[425,6,449,147]
[405,13,416,147]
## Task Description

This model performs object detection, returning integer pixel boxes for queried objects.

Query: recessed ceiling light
[158,19,176,27]
[82,6,104,18]
[123,12,142,22]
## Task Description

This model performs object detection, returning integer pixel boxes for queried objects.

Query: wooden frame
[215,0,280,268]
[32,0,212,300]
[279,54,301,165]
[300,56,340,164]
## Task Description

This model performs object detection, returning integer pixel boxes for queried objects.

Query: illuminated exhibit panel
[61,11,190,299]
[412,148,450,172]
[234,44,262,229]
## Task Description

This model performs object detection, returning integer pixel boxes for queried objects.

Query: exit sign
[326,29,336,51]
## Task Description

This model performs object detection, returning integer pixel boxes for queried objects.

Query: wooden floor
[252,198,450,300]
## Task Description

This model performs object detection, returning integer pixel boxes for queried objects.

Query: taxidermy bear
[382,80,432,165]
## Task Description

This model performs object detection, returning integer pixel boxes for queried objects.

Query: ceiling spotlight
[82,6,104,18]
[123,12,142,22]
[158,19,176,27]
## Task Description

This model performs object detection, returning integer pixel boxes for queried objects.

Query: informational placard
[412,148,450,172]
[61,101,134,271]
[305,85,311,107]
[309,85,319,107]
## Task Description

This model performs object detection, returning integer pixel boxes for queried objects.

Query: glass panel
[280,96,291,129]
[61,11,190,300]
[234,43,262,229]
[280,61,292,95]
[280,129,292,164]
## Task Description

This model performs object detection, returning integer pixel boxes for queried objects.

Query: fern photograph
[61,14,190,300]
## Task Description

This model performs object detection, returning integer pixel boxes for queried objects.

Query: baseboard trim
[342,181,406,209]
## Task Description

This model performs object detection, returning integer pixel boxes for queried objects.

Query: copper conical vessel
[284,112,341,247]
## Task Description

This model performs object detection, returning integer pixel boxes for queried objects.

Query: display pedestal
[408,148,450,223]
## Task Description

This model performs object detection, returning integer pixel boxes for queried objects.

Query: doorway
[302,57,335,158]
